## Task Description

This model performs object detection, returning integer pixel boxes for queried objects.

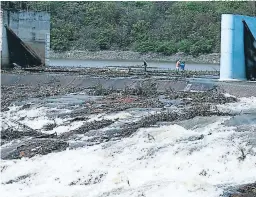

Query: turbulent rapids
[1,69,256,197]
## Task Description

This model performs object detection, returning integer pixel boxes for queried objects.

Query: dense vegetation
[2,1,256,56]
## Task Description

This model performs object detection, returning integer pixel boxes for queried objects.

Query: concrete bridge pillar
[220,14,256,81]
[45,33,50,66]
[1,10,50,68]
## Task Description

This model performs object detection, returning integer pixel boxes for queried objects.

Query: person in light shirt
[176,59,181,71]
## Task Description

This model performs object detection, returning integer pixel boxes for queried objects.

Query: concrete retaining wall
[1,10,50,67]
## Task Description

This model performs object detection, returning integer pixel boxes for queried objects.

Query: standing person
[143,59,148,72]
[180,61,185,71]
[176,59,181,71]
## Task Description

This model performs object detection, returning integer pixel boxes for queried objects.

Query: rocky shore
[50,50,220,64]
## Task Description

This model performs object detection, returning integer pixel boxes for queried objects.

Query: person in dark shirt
[180,61,185,71]
[143,60,148,72]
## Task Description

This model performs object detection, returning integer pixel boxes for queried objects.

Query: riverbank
[50,50,220,64]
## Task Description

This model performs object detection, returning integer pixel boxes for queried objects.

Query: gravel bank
[50,50,220,64]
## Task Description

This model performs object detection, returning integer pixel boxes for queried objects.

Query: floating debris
[2,139,69,160]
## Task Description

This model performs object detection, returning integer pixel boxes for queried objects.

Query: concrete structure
[2,73,256,97]
[1,10,50,67]
[220,14,256,81]
[0,9,2,58]
[45,33,50,66]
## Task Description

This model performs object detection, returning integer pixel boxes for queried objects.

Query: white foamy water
[2,103,161,135]
[2,105,72,134]
[217,96,256,113]
[1,97,256,197]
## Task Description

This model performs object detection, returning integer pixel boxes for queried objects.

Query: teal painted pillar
[220,14,235,80]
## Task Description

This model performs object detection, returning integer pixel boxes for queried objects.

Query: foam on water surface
[1,97,256,197]
[1,120,256,197]
[217,96,256,113]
